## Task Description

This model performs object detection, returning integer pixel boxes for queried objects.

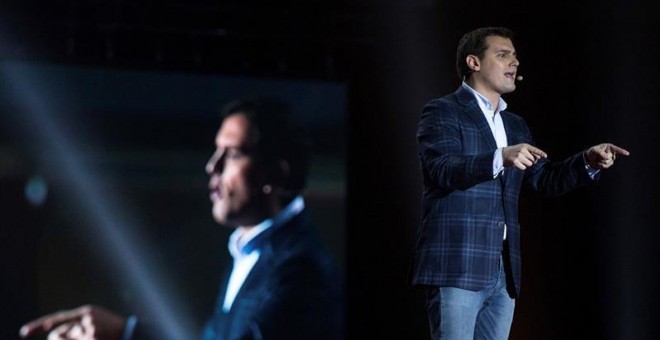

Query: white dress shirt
[222,195,305,312]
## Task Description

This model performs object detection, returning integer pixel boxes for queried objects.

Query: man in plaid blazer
[409,27,629,340]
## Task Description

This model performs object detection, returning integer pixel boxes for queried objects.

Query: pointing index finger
[529,145,548,159]
[609,144,630,156]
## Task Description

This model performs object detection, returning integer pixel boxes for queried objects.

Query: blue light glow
[24,175,47,206]
[1,61,196,339]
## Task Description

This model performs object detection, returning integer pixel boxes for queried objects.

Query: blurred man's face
[206,113,267,227]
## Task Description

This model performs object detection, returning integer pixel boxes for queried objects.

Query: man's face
[471,35,520,97]
[206,113,266,227]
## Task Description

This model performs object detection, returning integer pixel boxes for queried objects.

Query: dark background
[1,1,659,339]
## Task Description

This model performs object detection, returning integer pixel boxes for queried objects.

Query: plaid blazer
[409,86,596,297]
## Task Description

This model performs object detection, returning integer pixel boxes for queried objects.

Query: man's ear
[261,159,290,189]
[466,55,480,72]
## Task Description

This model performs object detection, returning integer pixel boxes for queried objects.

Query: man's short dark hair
[456,27,515,80]
[220,98,311,199]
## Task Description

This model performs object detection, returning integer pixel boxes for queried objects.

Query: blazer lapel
[456,87,498,151]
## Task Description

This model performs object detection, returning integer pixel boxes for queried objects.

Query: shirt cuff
[582,152,600,179]
[493,148,504,177]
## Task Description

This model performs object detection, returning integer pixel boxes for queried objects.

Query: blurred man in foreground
[20,98,344,340]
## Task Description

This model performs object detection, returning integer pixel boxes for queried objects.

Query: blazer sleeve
[505,114,598,196]
[418,98,496,191]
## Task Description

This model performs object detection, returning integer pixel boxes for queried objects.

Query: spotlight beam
[1,60,196,340]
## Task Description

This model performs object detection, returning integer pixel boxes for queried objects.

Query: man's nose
[206,151,224,175]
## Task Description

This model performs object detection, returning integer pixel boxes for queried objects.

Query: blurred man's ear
[260,159,290,191]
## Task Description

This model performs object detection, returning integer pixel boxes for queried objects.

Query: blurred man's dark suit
[201,210,344,340]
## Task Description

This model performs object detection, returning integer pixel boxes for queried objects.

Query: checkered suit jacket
[409,86,596,297]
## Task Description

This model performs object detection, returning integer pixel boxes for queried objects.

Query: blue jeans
[425,257,515,340]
